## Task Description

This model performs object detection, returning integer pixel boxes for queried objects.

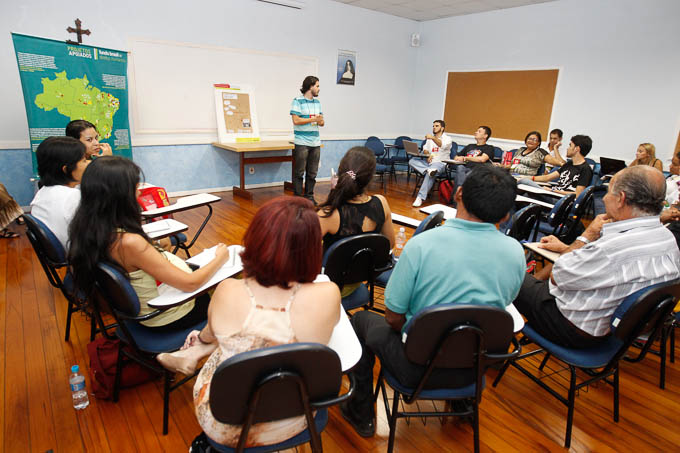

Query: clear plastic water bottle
[70,365,89,410]
[394,227,406,260]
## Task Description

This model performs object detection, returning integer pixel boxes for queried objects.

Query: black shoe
[339,401,375,438]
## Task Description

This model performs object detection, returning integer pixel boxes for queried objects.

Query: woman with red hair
[158,196,340,448]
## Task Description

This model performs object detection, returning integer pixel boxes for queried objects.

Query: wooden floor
[2,175,680,452]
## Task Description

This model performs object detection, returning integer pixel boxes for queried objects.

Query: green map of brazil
[34,71,119,138]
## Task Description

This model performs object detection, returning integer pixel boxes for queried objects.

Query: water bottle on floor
[394,227,406,260]
[70,365,90,410]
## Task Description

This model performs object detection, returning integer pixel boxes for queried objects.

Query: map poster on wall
[11,33,132,175]
[214,84,260,143]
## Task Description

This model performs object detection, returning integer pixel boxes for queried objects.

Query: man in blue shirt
[290,76,324,202]
[341,165,526,437]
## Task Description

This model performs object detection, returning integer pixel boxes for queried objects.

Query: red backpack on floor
[87,337,159,400]
[439,180,455,205]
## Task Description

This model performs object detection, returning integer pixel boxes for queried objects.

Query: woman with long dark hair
[68,156,229,329]
[318,147,395,295]
[158,196,340,448]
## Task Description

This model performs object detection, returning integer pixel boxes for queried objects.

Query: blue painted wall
[2,139,396,206]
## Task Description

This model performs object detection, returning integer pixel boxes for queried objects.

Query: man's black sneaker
[339,401,376,438]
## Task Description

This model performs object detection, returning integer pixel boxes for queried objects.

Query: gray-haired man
[514,165,680,348]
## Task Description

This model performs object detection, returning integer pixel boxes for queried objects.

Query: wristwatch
[575,235,590,244]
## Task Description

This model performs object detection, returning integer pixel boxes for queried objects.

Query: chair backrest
[505,204,542,242]
[610,281,680,343]
[365,136,385,157]
[414,211,444,235]
[493,146,504,161]
[95,262,142,319]
[557,186,595,242]
[403,304,514,369]
[323,233,391,290]
[546,193,575,227]
[23,213,67,267]
[209,343,342,425]
[448,142,459,159]
[394,136,411,149]
[24,213,70,293]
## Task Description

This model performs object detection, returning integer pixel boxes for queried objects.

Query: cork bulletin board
[443,69,559,141]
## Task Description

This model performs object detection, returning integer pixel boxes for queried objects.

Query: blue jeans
[409,159,446,200]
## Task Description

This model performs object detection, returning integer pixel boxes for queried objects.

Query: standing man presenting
[410,120,453,207]
[290,76,324,202]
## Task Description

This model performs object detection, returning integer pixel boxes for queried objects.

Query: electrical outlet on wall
[249,167,255,174]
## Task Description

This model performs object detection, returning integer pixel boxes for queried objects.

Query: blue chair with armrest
[94,262,206,434]
[492,280,680,448]
[376,304,521,453]
[365,136,391,192]
[23,213,101,342]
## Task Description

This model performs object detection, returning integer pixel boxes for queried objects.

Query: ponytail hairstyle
[319,146,376,217]
[68,156,150,299]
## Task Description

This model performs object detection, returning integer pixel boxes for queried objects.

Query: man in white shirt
[514,165,680,348]
[410,120,453,207]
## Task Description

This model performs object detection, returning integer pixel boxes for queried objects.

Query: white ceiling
[329,0,557,22]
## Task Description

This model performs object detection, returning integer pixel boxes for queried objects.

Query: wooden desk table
[212,141,295,200]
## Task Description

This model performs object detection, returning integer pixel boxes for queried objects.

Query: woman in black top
[318,147,395,295]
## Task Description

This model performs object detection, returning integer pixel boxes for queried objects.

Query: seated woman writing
[66,119,113,160]
[506,131,564,176]
[317,146,395,296]
[68,156,229,330]
[30,137,90,248]
[158,196,341,448]
[629,142,663,171]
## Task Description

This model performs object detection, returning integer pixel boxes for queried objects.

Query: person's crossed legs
[410,159,446,206]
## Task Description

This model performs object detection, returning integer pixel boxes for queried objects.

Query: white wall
[0,0,420,148]
[411,0,680,163]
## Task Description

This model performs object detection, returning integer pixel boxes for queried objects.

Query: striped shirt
[290,96,322,147]
[549,216,680,336]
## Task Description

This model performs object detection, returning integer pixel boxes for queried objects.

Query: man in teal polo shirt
[290,75,324,202]
[341,165,526,437]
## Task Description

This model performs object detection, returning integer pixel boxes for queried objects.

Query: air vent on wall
[257,0,306,9]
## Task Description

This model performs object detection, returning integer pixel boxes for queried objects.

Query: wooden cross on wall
[66,18,90,44]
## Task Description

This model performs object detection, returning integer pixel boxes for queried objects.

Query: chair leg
[473,399,480,453]
[660,326,668,389]
[538,352,551,371]
[492,360,511,387]
[613,367,619,422]
[65,301,74,342]
[90,316,97,341]
[387,390,400,453]
[373,369,383,402]
[671,325,676,363]
[564,365,576,449]
[163,370,172,435]
[113,344,125,402]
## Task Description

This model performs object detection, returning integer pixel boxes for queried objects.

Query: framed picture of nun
[337,50,356,85]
